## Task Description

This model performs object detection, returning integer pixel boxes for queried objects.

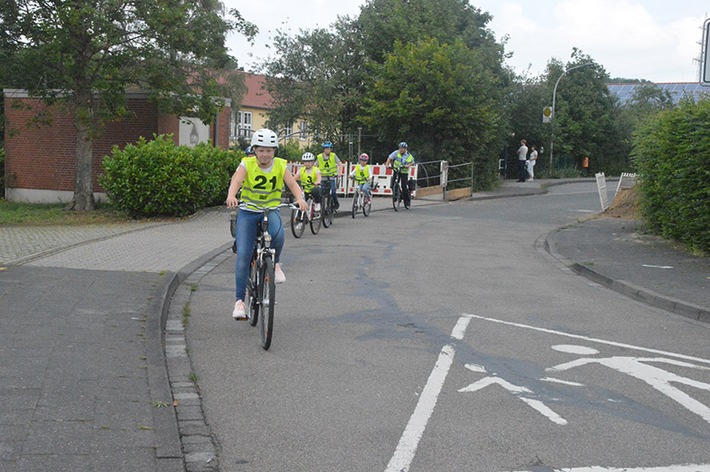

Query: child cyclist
[225,129,307,320]
[293,152,322,212]
[349,153,373,202]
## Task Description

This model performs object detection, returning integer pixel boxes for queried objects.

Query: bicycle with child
[230,202,296,350]
[290,192,321,237]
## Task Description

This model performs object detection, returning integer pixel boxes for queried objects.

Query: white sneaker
[314,203,321,212]
[232,300,247,320]
[274,263,286,284]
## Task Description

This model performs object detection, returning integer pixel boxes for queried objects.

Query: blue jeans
[357,182,371,198]
[322,178,338,206]
[234,209,284,301]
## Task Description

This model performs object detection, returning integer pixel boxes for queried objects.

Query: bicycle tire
[392,183,400,212]
[351,191,358,218]
[246,259,259,326]
[259,257,276,350]
[324,203,334,226]
[290,209,305,238]
[363,196,371,217]
[321,194,332,228]
[309,205,322,234]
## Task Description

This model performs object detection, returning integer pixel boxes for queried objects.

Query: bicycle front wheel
[259,257,276,350]
[363,196,371,217]
[246,259,259,326]
[290,209,305,238]
[351,192,358,218]
[321,194,332,228]
[392,184,400,212]
[310,204,322,234]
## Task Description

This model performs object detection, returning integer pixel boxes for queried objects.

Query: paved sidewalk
[0,209,233,472]
[1,178,708,471]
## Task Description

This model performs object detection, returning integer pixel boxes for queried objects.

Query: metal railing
[414,160,474,200]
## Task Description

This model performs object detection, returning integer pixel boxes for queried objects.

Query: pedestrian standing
[516,139,528,182]
[527,145,538,181]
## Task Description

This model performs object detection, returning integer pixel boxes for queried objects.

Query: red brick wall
[4,95,231,194]
[5,97,159,192]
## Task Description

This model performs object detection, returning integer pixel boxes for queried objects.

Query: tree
[361,38,505,189]
[264,19,365,145]
[262,0,510,169]
[543,51,629,174]
[1,0,256,211]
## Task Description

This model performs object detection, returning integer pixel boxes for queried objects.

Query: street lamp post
[549,63,593,169]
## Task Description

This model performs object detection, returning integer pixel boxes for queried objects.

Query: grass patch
[0,200,131,226]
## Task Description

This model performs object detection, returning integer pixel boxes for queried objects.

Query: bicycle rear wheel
[259,257,276,350]
[246,259,259,326]
[290,209,305,238]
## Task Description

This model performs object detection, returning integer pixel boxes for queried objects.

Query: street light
[549,63,594,169]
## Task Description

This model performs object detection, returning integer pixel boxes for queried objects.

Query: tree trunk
[71,120,96,211]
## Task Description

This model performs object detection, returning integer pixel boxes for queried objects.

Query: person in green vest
[293,152,322,212]
[226,128,307,320]
[349,153,374,203]
[385,141,415,207]
[316,141,342,210]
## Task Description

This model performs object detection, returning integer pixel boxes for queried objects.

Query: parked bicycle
[320,177,337,227]
[290,193,321,237]
[391,171,411,211]
[230,202,296,350]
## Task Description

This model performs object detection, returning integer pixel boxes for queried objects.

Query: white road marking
[541,377,585,387]
[642,264,674,269]
[508,465,710,472]
[385,315,472,472]
[464,314,710,366]
[458,376,568,425]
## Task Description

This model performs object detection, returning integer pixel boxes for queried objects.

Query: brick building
[3,89,231,203]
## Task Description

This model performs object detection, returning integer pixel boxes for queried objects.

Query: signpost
[703,18,710,85]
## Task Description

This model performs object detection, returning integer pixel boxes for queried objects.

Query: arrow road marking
[458,367,568,425]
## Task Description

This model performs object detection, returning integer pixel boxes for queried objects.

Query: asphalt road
[185,182,710,472]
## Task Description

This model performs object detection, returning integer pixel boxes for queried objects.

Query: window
[284,122,293,138]
[237,111,253,138]
[299,121,308,140]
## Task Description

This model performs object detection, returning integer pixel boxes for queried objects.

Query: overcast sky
[224,0,709,83]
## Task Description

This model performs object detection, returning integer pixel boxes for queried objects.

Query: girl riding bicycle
[226,129,307,320]
[293,152,322,212]
[349,153,373,201]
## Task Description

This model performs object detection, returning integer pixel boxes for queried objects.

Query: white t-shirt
[517,145,528,161]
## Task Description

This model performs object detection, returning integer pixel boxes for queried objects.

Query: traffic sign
[543,106,553,123]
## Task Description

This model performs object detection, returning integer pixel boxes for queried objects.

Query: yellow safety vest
[316,153,338,177]
[353,164,370,184]
[240,157,287,210]
[393,152,414,173]
[299,166,318,192]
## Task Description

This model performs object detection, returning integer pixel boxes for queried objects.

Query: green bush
[632,98,710,254]
[100,135,241,217]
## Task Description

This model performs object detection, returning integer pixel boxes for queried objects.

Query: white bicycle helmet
[250,128,279,148]
[301,152,315,161]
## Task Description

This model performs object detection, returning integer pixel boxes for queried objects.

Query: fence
[287,159,472,200]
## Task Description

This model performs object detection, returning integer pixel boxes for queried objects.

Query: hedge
[100,135,241,217]
[631,97,710,254]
